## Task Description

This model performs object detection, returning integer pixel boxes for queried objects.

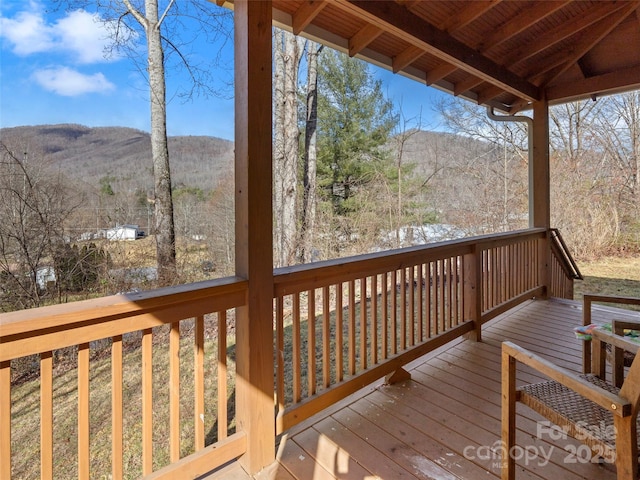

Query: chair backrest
[619,343,640,415]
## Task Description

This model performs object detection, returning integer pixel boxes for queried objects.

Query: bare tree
[273,29,303,267]
[0,142,82,310]
[387,107,424,247]
[65,0,232,284]
[436,98,528,234]
[594,92,640,233]
[300,42,323,263]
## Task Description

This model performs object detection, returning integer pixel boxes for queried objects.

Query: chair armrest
[612,318,640,333]
[583,294,640,306]
[502,341,632,416]
[592,327,640,355]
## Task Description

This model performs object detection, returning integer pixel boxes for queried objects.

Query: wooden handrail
[550,228,582,280]
[1,227,573,479]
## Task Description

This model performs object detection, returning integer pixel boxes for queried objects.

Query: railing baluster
[1,360,11,479]
[348,280,356,375]
[447,258,453,330]
[438,258,447,333]
[169,322,180,462]
[371,275,378,364]
[195,316,205,451]
[381,273,388,360]
[142,328,153,475]
[336,284,344,382]
[454,256,460,325]
[308,290,316,396]
[483,249,489,312]
[426,263,432,338]
[434,260,441,334]
[400,268,407,351]
[112,336,123,479]
[409,266,415,347]
[41,351,53,480]
[359,278,367,370]
[292,296,301,402]
[78,342,90,479]
[322,286,330,388]
[218,311,228,440]
[390,271,397,355]
[276,298,285,418]
[417,264,424,341]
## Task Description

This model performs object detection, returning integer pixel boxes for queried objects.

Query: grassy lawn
[574,254,640,310]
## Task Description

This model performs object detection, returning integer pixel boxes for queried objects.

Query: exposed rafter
[478,1,570,53]
[336,0,540,101]
[504,2,627,69]
[262,0,640,110]
[454,76,484,96]
[546,64,640,103]
[530,3,640,88]
[433,1,569,99]
[292,1,328,35]
[392,45,424,73]
[348,23,383,57]
[442,0,502,33]
[426,63,457,85]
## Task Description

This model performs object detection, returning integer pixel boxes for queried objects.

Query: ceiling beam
[476,84,504,105]
[426,63,457,85]
[432,1,569,99]
[392,45,425,73]
[293,1,328,35]
[337,0,540,101]
[478,0,570,53]
[442,0,502,33]
[504,2,627,68]
[454,76,483,96]
[546,65,640,103]
[348,23,383,57]
[530,3,640,87]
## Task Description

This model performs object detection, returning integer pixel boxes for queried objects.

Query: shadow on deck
[211,298,640,480]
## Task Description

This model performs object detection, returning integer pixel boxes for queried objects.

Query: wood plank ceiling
[262,0,640,113]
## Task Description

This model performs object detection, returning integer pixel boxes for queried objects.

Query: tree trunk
[273,30,300,267]
[273,31,285,266]
[300,42,321,263]
[145,0,177,285]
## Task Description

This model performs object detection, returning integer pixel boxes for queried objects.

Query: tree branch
[158,0,176,28]
[122,0,147,29]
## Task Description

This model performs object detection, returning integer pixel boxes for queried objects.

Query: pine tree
[317,50,397,213]
[316,50,397,248]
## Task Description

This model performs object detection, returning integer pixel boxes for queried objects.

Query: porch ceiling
[256,0,640,113]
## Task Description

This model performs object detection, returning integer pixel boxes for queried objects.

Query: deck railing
[274,228,560,431]
[0,228,577,478]
[1,277,248,479]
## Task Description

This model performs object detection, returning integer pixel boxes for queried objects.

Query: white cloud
[0,10,55,55]
[32,67,115,96]
[55,10,113,64]
[0,5,116,64]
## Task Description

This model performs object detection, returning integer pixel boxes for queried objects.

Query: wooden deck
[214,298,640,480]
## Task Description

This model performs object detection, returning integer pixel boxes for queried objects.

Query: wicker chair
[582,294,640,387]
[501,327,640,480]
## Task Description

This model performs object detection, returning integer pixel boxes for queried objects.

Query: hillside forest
[1,43,639,312]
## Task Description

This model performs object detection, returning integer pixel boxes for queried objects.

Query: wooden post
[532,100,550,298]
[463,247,482,341]
[501,344,516,480]
[234,0,275,474]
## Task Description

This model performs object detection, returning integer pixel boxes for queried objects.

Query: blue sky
[1,1,447,141]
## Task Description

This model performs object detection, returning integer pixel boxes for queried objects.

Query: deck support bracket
[385,367,411,384]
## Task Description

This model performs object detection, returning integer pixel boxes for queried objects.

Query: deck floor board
[219,298,640,479]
